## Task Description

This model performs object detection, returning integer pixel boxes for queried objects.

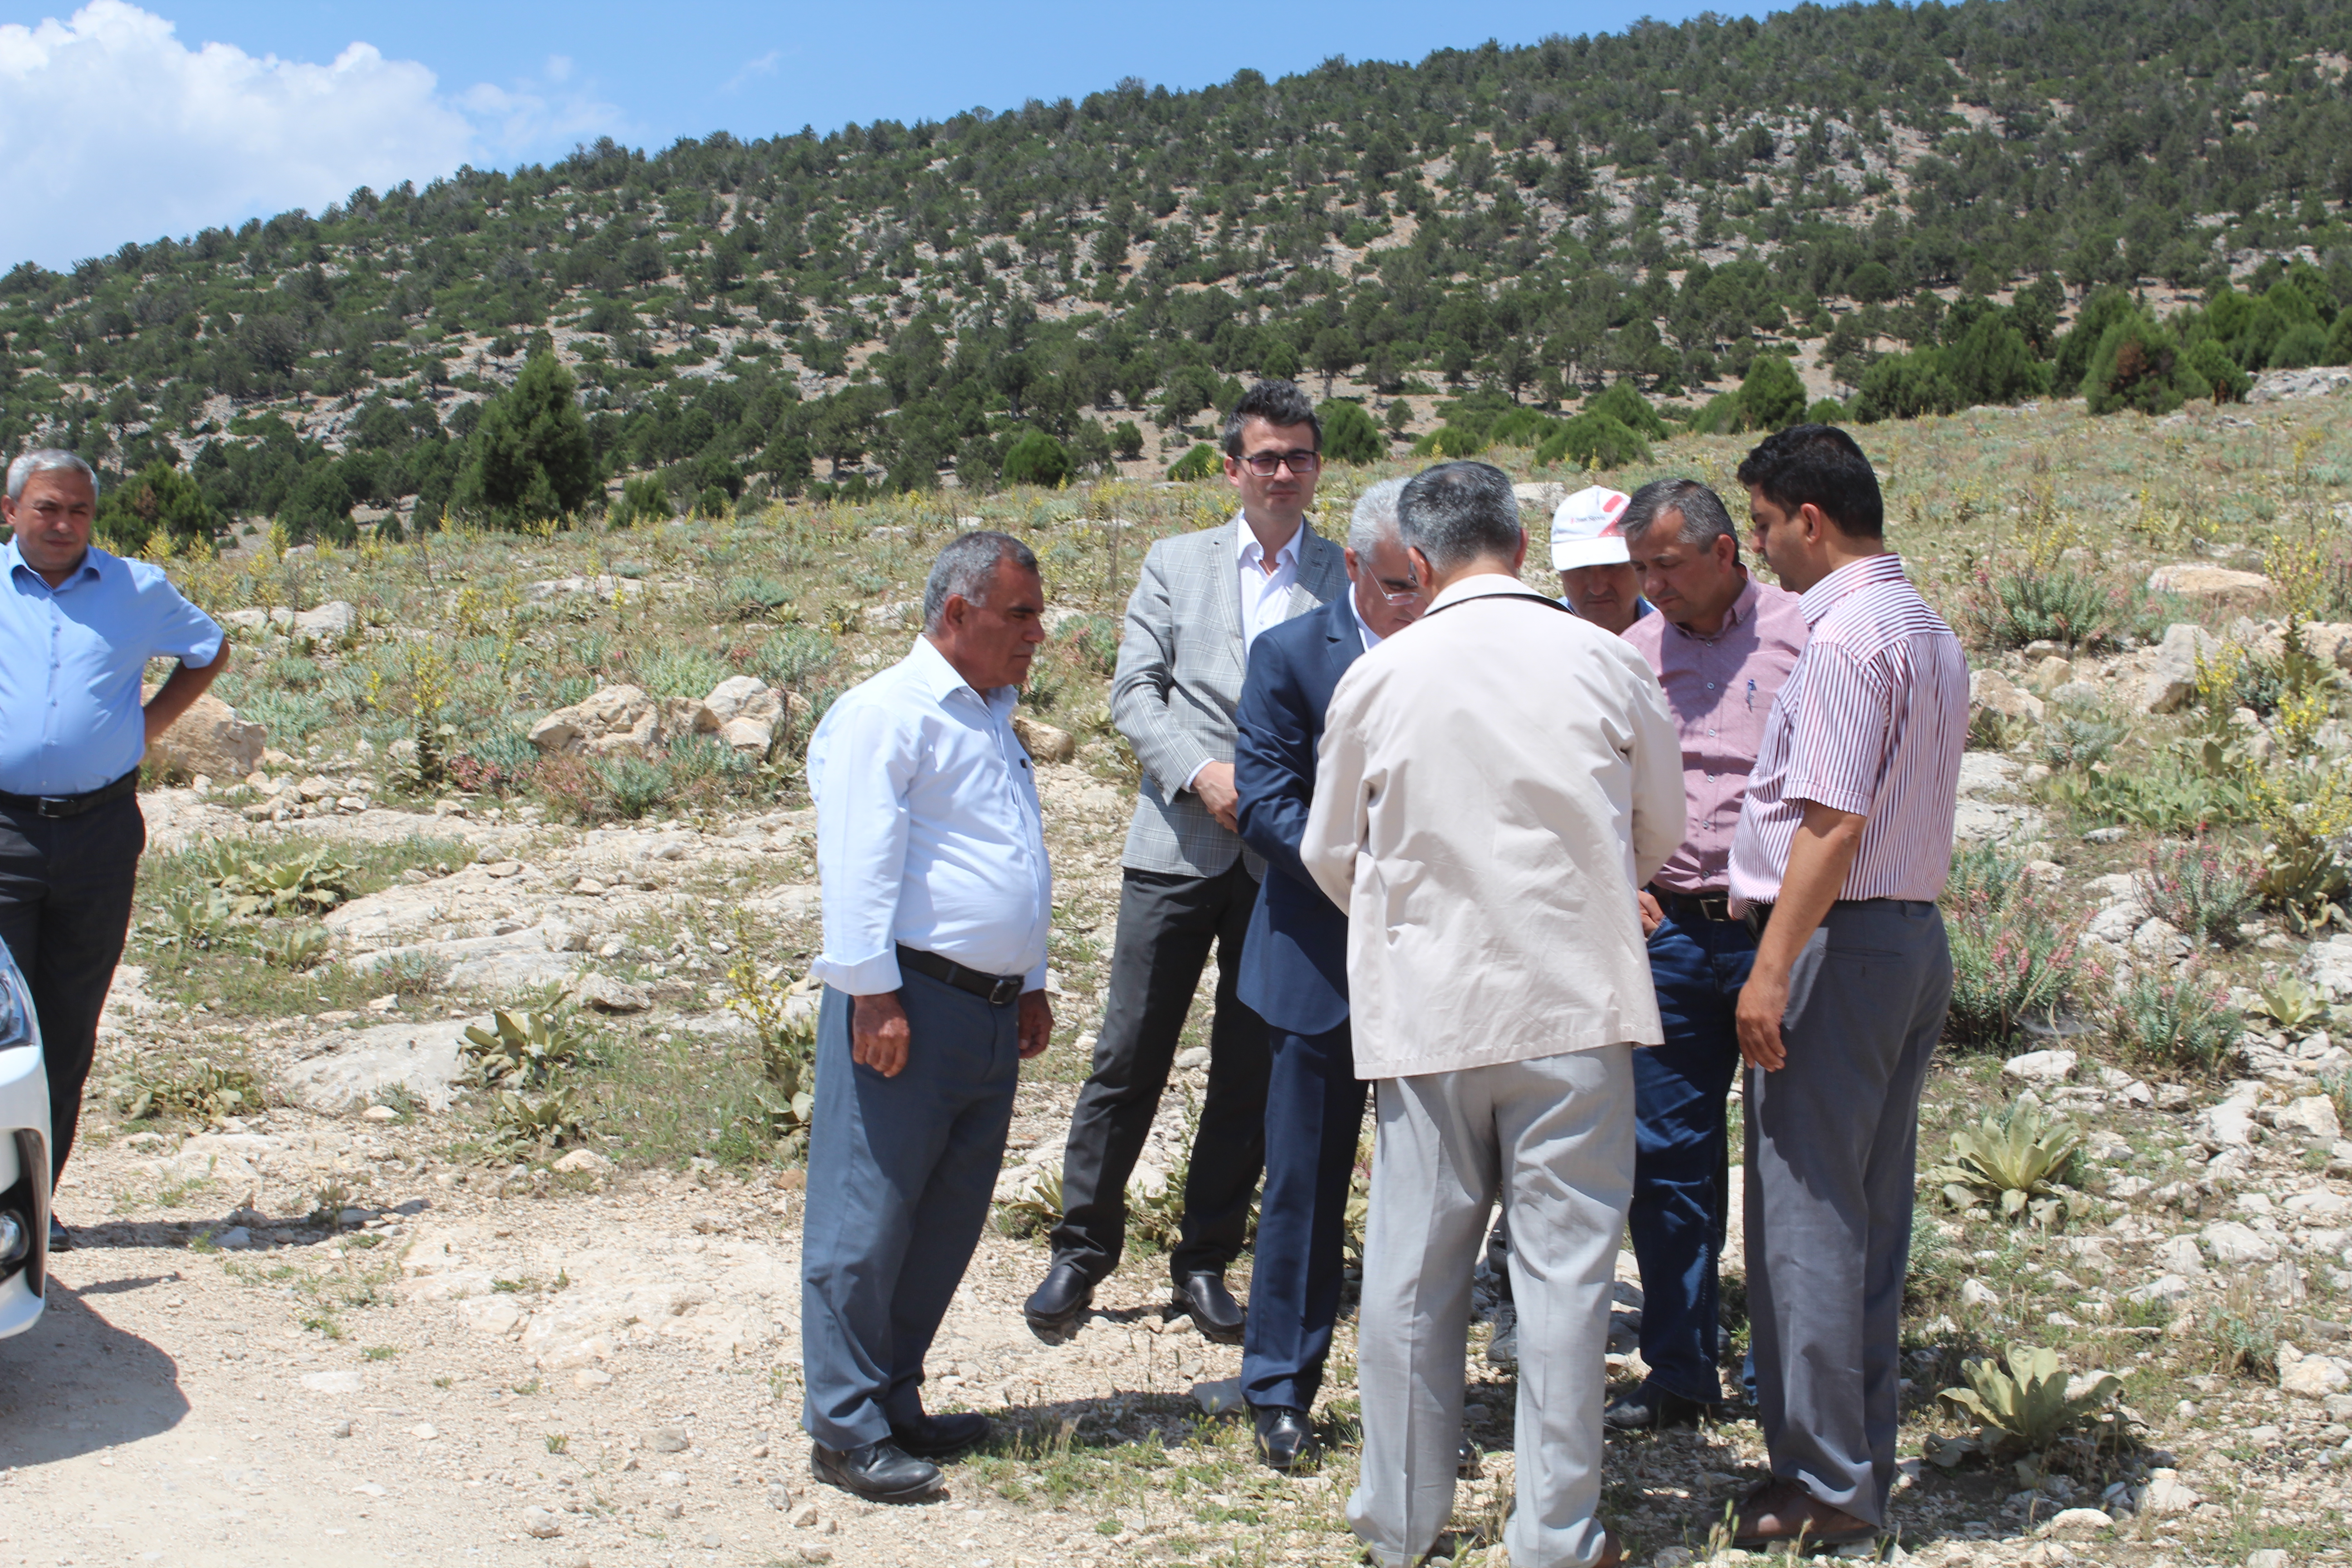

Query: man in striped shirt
[1724,425,1967,1550]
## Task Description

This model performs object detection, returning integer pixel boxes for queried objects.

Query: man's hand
[851,990,912,1077]
[1018,989,1054,1060]
[1191,760,1240,832]
[143,641,230,746]
[1637,888,1663,936]
[1735,962,1789,1071]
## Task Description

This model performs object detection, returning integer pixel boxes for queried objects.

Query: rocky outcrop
[1012,713,1077,764]
[527,684,720,759]
[2145,564,2272,608]
[144,691,266,782]
[218,600,359,641]
[2110,623,2223,714]
[1969,668,2044,724]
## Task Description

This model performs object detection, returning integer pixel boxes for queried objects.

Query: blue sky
[0,1,1767,269]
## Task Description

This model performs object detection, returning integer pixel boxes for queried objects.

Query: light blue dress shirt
[806,636,1052,995]
[0,539,225,797]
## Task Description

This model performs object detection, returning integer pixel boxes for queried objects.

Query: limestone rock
[2246,366,2352,403]
[2200,1219,2281,1266]
[2140,1470,2199,1515]
[1970,668,2045,724]
[144,692,266,782]
[2307,933,2352,1001]
[1012,713,1077,764]
[576,973,652,1014]
[522,1505,564,1539]
[293,600,358,640]
[2124,1273,2193,1303]
[704,676,784,754]
[552,1148,613,1175]
[2113,623,2224,715]
[2276,1094,2343,1142]
[2003,1049,2077,1086]
[2150,1236,2207,1276]
[2278,1343,2352,1397]
[2045,1507,2114,1534]
[2146,564,2272,608]
[528,684,715,760]
[277,1014,486,1114]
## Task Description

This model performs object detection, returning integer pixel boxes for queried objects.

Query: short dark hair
[1222,379,1321,457]
[923,530,1039,631]
[1734,424,1883,539]
[1622,477,1738,556]
[1398,461,1520,572]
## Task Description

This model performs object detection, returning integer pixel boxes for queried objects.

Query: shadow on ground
[0,1264,190,1466]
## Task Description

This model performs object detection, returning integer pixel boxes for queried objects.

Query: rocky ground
[7,390,2352,1567]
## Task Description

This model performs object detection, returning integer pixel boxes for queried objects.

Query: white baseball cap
[1551,486,1633,570]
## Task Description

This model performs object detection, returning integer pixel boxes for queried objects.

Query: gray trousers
[1348,1046,1634,1568]
[800,970,1020,1451]
[1745,900,1950,1526]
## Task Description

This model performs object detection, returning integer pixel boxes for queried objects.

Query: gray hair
[7,448,97,502]
[1346,476,1408,555]
[1398,461,1520,573]
[1621,478,1738,555]
[922,529,1039,631]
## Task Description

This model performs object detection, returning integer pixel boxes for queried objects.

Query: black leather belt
[895,944,1024,1007]
[1651,886,1737,923]
[0,769,138,819]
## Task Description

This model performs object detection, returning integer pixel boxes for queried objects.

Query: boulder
[2246,367,2352,403]
[2146,564,2272,609]
[2002,1049,2077,1086]
[2139,1472,2198,1516]
[1012,714,1077,764]
[2279,1343,2352,1398]
[2112,623,2223,714]
[292,600,358,640]
[276,1014,487,1114]
[528,684,714,759]
[1970,669,2044,724]
[2276,1094,2344,1142]
[145,692,267,782]
[1512,481,1569,519]
[2200,1219,2280,1266]
[576,973,652,1014]
[2307,933,2352,1002]
[2044,1507,2115,1534]
[704,676,784,755]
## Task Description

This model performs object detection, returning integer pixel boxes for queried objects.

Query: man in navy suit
[1232,476,1428,1470]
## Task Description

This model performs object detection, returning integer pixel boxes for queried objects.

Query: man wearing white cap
[1552,485,1651,635]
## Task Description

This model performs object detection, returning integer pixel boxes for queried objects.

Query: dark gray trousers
[800,970,1019,1451]
[1744,899,1950,1528]
[1049,863,1270,1283]
[0,795,145,1182]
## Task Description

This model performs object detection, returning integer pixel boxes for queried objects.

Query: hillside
[4,0,2352,539]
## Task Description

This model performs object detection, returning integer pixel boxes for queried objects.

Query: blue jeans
[1629,907,1754,1405]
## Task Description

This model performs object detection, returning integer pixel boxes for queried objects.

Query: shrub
[1166,443,1219,481]
[1000,429,1074,488]
[596,756,675,818]
[1854,349,1960,422]
[751,627,838,691]
[1586,379,1671,439]
[2134,841,2260,947]
[2038,714,2127,770]
[450,728,539,796]
[1111,420,1145,460]
[2185,338,2251,403]
[1318,399,1385,464]
[611,474,671,526]
[2084,310,2188,416]
[2269,321,2331,370]
[634,646,732,699]
[2105,964,2244,1076]
[1944,879,2086,1050]
[236,688,333,745]
[1959,564,2127,650]
[1535,411,1649,470]
[1057,612,1123,676]
[1807,396,1848,422]
[723,575,793,620]
[1740,353,1808,430]
[454,352,598,526]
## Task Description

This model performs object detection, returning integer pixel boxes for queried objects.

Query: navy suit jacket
[1234,591,1365,1037]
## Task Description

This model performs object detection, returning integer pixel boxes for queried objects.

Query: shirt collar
[1427,571,1544,614]
[5,536,104,591]
[1797,552,1909,628]
[1348,588,1382,650]
[906,635,1016,716]
[1237,515,1304,569]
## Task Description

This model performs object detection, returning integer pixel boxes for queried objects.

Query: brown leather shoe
[1731,1479,1877,1547]
[1595,1526,1623,1567]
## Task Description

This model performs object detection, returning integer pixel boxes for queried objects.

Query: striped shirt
[1728,553,1967,908]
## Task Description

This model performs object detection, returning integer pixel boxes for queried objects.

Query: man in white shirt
[1304,461,1683,1568]
[1027,380,1346,1343]
[802,531,1055,1503]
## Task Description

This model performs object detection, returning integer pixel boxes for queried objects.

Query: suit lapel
[1208,514,1246,662]
[1285,526,1347,620]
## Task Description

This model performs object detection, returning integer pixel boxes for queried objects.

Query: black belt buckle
[34,797,73,819]
[986,975,1022,1007]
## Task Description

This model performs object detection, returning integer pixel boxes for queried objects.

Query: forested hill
[9,0,2352,542]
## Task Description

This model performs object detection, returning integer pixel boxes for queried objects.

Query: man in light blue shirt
[0,449,227,1253]
[799,530,1054,1504]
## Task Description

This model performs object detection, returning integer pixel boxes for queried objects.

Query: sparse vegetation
[1931,1101,2083,1230]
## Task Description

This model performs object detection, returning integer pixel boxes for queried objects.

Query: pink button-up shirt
[1728,553,1969,909]
[1622,573,1808,894]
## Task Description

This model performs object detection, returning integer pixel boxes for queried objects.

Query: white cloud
[722,49,783,94]
[0,2,622,271]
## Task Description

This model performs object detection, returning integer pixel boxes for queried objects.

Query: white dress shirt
[1349,588,1383,651]
[1237,517,1304,655]
[807,637,1052,995]
[1302,573,1686,1078]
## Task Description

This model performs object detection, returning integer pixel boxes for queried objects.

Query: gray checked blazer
[1112,514,1347,876]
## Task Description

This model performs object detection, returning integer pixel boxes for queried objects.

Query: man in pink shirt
[1608,480,1806,1434]
[1725,426,1967,1551]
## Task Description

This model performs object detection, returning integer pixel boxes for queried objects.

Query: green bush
[1854,349,1960,422]
[2135,841,2261,947]
[1421,422,1491,457]
[450,728,539,795]
[2084,310,2188,416]
[2269,321,2331,370]
[635,646,732,699]
[1959,564,2127,650]
[1945,314,2049,407]
[611,474,671,525]
[1000,429,1074,488]
[454,353,598,526]
[1319,399,1385,464]
[595,756,675,818]
[1587,380,1671,439]
[1111,420,1146,460]
[1166,443,1220,481]
[2184,338,2252,403]
[2106,965,2244,1076]
[1535,411,1649,471]
[1807,397,1848,423]
[1740,353,1808,430]
[1942,853,2086,1050]
[723,575,793,620]
[752,627,838,690]
[95,459,220,552]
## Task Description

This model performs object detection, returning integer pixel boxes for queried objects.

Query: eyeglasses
[1375,575,1421,605]
[1238,449,1321,477]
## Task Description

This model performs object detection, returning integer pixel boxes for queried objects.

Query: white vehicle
[0,943,47,1340]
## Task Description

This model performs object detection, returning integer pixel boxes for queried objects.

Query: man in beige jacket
[1303,461,1683,1568]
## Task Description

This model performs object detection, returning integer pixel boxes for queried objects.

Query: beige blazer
[1301,573,1686,1080]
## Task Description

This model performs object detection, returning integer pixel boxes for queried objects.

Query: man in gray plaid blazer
[1027,381,1347,1342]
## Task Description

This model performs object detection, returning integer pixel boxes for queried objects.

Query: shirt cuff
[815,948,902,995]
[1183,760,1212,794]
[1024,960,1049,993]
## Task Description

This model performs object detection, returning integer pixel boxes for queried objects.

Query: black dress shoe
[1251,1404,1318,1470]
[892,1410,990,1461]
[809,1439,943,1502]
[1024,1259,1094,1337]
[47,1217,70,1252]
[1602,1386,1713,1432]
[1170,1272,1245,1344]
